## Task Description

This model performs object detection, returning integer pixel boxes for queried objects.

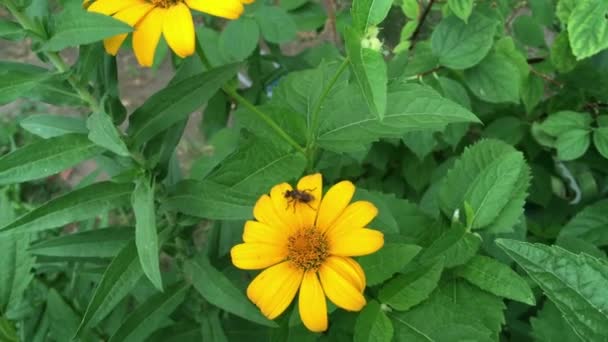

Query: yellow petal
[299,271,328,332]
[185,0,244,19]
[103,3,154,55]
[269,183,299,233]
[247,261,303,319]
[242,220,287,245]
[329,228,384,257]
[316,180,355,232]
[254,194,293,232]
[162,2,195,58]
[295,173,322,229]
[318,257,366,311]
[230,243,286,270]
[339,257,366,292]
[88,0,143,15]
[240,0,254,3]
[103,34,127,55]
[325,201,378,239]
[132,7,165,67]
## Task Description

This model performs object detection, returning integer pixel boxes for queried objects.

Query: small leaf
[87,111,130,157]
[567,0,608,59]
[254,6,296,43]
[220,18,260,61]
[593,127,608,159]
[448,0,474,22]
[379,259,444,311]
[20,114,87,139]
[357,243,421,286]
[558,199,608,247]
[464,52,521,104]
[354,300,393,342]
[352,0,393,31]
[555,129,590,161]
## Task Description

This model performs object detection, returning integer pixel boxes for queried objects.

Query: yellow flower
[230,174,384,332]
[87,0,254,67]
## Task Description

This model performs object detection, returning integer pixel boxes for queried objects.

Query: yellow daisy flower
[230,174,384,332]
[87,0,254,67]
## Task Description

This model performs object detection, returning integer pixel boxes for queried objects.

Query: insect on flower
[284,188,316,211]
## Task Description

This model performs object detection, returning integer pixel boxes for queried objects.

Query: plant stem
[409,0,436,51]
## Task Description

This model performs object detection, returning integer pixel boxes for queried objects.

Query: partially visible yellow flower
[230,174,384,332]
[87,0,254,67]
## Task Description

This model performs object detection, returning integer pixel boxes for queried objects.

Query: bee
[284,188,316,211]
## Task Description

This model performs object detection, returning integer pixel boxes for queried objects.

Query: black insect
[284,188,316,211]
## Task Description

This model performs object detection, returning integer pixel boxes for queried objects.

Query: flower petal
[132,7,165,67]
[254,194,292,232]
[185,0,244,19]
[162,2,195,58]
[230,243,286,270]
[294,173,322,229]
[316,180,355,232]
[243,220,287,245]
[318,257,366,311]
[325,201,378,239]
[338,257,366,292]
[329,228,384,257]
[269,183,299,233]
[247,261,303,319]
[88,0,143,15]
[103,3,154,55]
[299,271,328,332]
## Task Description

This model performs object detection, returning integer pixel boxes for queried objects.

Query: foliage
[1,0,608,340]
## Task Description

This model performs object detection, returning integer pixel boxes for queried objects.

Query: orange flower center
[287,228,328,271]
[150,0,180,8]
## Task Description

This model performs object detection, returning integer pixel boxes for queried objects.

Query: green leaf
[0,318,18,342]
[354,300,393,342]
[464,52,521,104]
[87,111,130,157]
[439,139,529,230]
[352,0,392,31]
[357,243,422,286]
[0,19,23,40]
[0,232,33,311]
[109,282,189,342]
[129,63,240,146]
[568,0,608,59]
[200,310,229,342]
[448,0,474,22]
[531,301,584,342]
[0,134,103,185]
[555,129,590,161]
[558,199,608,247]
[556,0,578,24]
[184,255,277,327]
[43,9,133,51]
[0,69,52,104]
[220,18,260,61]
[537,111,592,137]
[419,225,481,268]
[431,13,497,70]
[0,181,132,236]
[550,31,577,73]
[47,289,81,342]
[132,177,162,291]
[20,114,87,139]
[29,227,133,259]
[345,27,388,119]
[455,255,535,305]
[165,180,256,220]
[254,6,296,43]
[496,239,608,341]
[521,74,544,114]
[593,127,608,159]
[379,259,444,311]
[513,15,546,47]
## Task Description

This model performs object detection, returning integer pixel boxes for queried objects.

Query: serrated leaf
[0,182,132,236]
[464,52,521,104]
[567,0,608,59]
[87,111,130,157]
[558,199,608,247]
[455,255,535,305]
[358,243,422,286]
[20,114,87,139]
[29,227,133,259]
[184,255,277,327]
[108,282,189,342]
[352,0,393,31]
[132,177,162,291]
[354,300,393,342]
[0,134,103,185]
[379,259,444,311]
[531,301,584,342]
[497,239,608,341]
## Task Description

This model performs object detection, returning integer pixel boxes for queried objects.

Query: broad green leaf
[129,63,240,146]
[497,239,608,341]
[254,6,296,43]
[568,0,608,59]
[513,15,546,47]
[220,18,260,61]
[352,0,393,31]
[357,243,422,286]
[354,300,393,342]
[419,225,481,268]
[0,181,132,236]
[483,116,526,145]
[401,0,420,20]
[431,13,497,70]
[20,114,87,139]
[0,134,103,185]
[555,129,590,161]
[165,180,257,220]
[439,140,529,230]
[184,255,277,327]
[531,301,583,342]
[537,111,592,138]
[390,280,505,341]
[0,69,52,104]
[556,0,578,23]
[558,199,608,247]
[464,52,521,104]
[550,31,577,73]
[47,289,81,342]
[448,0,474,22]
[593,127,608,159]
[109,282,189,342]
[43,9,132,51]
[234,103,306,148]
[379,259,444,311]
[0,318,18,342]
[0,20,23,39]
[132,177,162,291]
[455,255,535,305]
[191,128,240,180]
[521,74,544,114]
[29,227,133,259]
[87,111,130,157]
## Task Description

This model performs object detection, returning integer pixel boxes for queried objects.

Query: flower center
[287,228,328,271]
[150,0,180,8]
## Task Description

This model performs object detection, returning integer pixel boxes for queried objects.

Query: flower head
[230,174,384,332]
[87,0,254,67]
